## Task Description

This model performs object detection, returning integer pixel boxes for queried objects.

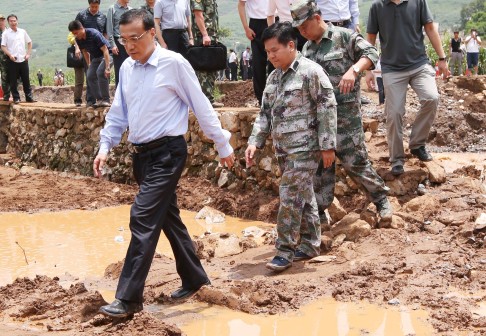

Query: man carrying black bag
[191,0,224,108]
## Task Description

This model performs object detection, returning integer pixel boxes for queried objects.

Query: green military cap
[290,0,320,28]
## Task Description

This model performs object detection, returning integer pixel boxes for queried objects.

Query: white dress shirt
[1,28,32,63]
[239,0,269,19]
[267,0,292,23]
[99,45,232,158]
[154,0,191,30]
[315,0,359,28]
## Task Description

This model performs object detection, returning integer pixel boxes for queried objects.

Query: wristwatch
[438,57,447,61]
[352,65,361,76]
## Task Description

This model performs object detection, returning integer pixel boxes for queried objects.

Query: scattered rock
[331,213,372,242]
[423,160,447,183]
[195,206,226,224]
[388,298,401,305]
[328,197,347,223]
[403,195,440,219]
[332,233,346,248]
[320,235,333,252]
[308,255,337,263]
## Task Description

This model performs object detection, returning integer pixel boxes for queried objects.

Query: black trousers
[229,62,238,81]
[377,77,385,104]
[7,59,33,101]
[162,29,190,55]
[249,18,271,106]
[113,39,129,87]
[115,136,209,303]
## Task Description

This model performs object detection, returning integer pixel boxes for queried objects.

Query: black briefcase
[186,42,227,72]
[66,45,84,68]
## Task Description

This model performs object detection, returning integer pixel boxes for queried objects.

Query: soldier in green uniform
[291,0,393,225]
[245,22,337,272]
[0,14,10,101]
[191,0,223,108]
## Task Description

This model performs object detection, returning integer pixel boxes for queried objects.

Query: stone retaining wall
[5,103,282,191]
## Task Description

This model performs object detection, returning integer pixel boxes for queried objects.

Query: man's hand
[245,145,257,168]
[355,25,361,33]
[220,152,235,169]
[160,41,168,49]
[437,60,450,79]
[112,46,119,55]
[188,38,194,46]
[338,68,357,94]
[75,47,81,59]
[245,27,256,40]
[104,68,111,79]
[321,149,335,168]
[202,35,211,46]
[365,71,376,91]
[93,152,108,178]
[9,55,16,62]
[25,54,30,61]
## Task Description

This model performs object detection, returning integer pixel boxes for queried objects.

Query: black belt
[132,135,182,153]
[163,29,186,33]
[326,19,351,27]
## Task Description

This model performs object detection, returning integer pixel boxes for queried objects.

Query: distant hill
[0,0,473,68]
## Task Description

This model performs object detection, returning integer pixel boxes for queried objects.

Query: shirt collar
[115,2,128,9]
[130,43,161,67]
[279,52,302,75]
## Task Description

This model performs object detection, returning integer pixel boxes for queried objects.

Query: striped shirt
[75,8,107,34]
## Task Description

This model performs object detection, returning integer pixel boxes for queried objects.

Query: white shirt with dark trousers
[99,45,232,303]
[315,0,359,30]
[1,27,34,101]
[239,0,270,105]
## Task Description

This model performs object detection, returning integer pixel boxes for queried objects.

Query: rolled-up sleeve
[174,58,233,158]
[353,33,379,68]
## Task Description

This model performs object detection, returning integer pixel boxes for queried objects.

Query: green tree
[465,11,486,35]
[218,26,232,39]
[460,0,486,33]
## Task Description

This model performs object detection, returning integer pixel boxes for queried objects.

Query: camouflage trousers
[314,127,389,215]
[0,56,10,100]
[195,70,217,103]
[276,151,321,262]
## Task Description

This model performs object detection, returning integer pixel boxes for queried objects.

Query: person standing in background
[75,0,108,107]
[37,69,43,86]
[1,14,36,104]
[238,0,270,106]
[314,0,360,32]
[140,0,156,15]
[228,48,238,81]
[465,29,481,76]
[242,46,250,80]
[449,31,463,76]
[107,0,131,86]
[154,0,193,54]
[191,0,224,108]
[0,14,11,101]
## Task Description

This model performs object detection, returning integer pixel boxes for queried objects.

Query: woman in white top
[464,29,482,76]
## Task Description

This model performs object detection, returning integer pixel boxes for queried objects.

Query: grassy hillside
[0,0,473,68]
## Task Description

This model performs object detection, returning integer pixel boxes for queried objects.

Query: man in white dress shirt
[95,9,235,318]
[315,0,360,32]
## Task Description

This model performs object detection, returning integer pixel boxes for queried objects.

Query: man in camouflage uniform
[191,0,223,108]
[291,0,393,224]
[0,14,10,101]
[245,22,337,272]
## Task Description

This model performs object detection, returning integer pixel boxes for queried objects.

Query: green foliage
[460,0,486,32]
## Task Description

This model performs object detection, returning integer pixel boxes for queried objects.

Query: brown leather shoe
[99,299,143,318]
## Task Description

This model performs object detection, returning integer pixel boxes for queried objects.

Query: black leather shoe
[25,98,37,103]
[99,299,143,318]
[170,280,211,301]
[391,165,404,176]
[13,99,20,104]
[410,146,433,161]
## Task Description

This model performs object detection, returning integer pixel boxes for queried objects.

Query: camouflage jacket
[302,24,378,131]
[191,0,218,42]
[0,29,6,60]
[248,53,337,157]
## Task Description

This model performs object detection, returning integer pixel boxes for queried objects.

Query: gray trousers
[382,64,439,167]
[449,52,463,76]
[87,56,112,103]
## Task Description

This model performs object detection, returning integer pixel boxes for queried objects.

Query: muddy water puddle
[154,299,434,336]
[0,206,262,286]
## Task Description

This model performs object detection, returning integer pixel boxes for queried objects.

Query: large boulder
[403,195,440,219]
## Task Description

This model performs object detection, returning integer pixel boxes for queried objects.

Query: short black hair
[262,21,297,46]
[68,20,84,31]
[119,8,155,31]
[88,0,101,4]
[7,14,17,21]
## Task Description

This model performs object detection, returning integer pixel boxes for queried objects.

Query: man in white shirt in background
[154,0,193,54]
[267,0,307,51]
[0,14,36,103]
[465,29,482,76]
[315,0,360,32]
[238,0,270,106]
[242,46,250,80]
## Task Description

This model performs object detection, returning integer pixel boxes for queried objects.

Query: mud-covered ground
[0,77,485,335]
